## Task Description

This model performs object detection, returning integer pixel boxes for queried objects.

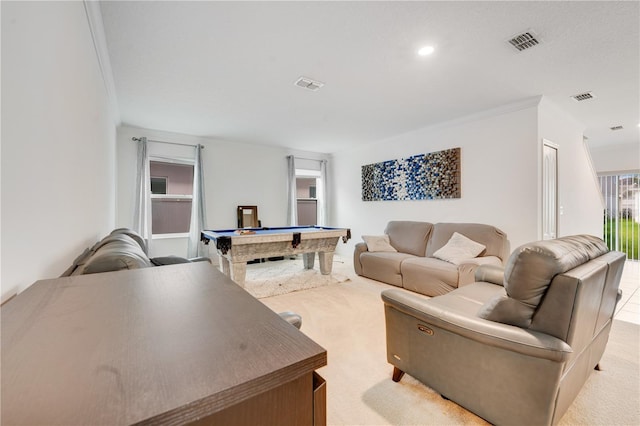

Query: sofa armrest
[150,256,212,266]
[474,264,505,285]
[353,242,369,275]
[61,247,92,277]
[458,256,503,287]
[150,256,192,266]
[189,256,212,263]
[381,288,572,362]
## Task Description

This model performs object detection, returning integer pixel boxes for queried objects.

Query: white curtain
[318,160,328,226]
[286,155,298,226]
[133,137,152,253]
[188,145,208,257]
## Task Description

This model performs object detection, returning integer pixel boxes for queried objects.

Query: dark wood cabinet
[1,262,327,425]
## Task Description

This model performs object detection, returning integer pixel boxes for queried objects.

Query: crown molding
[428,96,544,133]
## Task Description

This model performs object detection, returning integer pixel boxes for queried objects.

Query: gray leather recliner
[61,229,303,330]
[62,228,211,276]
[381,235,625,425]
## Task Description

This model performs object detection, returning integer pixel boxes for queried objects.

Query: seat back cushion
[109,228,148,254]
[79,234,153,274]
[531,250,623,364]
[426,223,508,260]
[384,221,433,257]
[478,235,609,328]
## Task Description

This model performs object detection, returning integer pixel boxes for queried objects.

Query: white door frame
[542,139,559,240]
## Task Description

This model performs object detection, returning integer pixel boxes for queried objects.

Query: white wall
[116,125,328,257]
[332,97,607,258]
[331,101,541,257]
[589,142,640,174]
[1,2,117,302]
[537,98,603,239]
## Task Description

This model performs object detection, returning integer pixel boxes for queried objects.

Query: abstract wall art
[361,147,461,201]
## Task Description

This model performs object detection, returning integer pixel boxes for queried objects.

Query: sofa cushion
[109,228,148,254]
[384,221,433,257]
[426,223,507,260]
[478,235,609,328]
[401,257,459,296]
[433,232,486,265]
[426,281,506,316]
[79,234,153,275]
[362,235,397,252]
[360,252,417,287]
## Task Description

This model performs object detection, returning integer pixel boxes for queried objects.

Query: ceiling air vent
[610,125,624,131]
[294,76,324,92]
[508,31,541,51]
[572,92,596,102]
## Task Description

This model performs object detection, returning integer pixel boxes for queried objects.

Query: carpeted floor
[260,258,640,426]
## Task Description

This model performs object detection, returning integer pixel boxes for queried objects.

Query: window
[287,157,326,227]
[150,160,194,236]
[295,170,321,226]
[150,176,167,194]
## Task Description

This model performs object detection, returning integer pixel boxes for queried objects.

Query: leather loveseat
[62,228,210,276]
[354,221,508,296]
[381,235,625,425]
[61,229,303,329]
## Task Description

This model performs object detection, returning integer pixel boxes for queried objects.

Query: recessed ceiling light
[417,45,435,56]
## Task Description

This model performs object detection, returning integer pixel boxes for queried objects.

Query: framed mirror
[237,206,259,228]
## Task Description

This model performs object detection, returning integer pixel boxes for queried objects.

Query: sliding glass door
[598,173,640,260]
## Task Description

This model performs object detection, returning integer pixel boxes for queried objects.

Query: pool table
[201,226,351,287]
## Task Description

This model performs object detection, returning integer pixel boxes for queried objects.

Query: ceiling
[99,1,639,154]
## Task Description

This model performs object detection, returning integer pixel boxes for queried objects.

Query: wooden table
[1,262,327,425]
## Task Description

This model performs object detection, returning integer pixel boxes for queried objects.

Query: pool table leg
[218,256,230,276]
[230,261,247,287]
[303,253,315,270]
[318,252,334,275]
[218,256,247,287]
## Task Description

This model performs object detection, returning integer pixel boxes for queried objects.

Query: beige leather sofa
[382,235,625,425]
[354,221,508,296]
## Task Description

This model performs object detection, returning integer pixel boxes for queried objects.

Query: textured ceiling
[100,1,639,153]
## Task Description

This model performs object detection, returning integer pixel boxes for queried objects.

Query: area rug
[243,257,350,299]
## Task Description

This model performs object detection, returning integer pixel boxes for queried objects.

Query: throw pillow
[433,232,486,265]
[363,235,397,253]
